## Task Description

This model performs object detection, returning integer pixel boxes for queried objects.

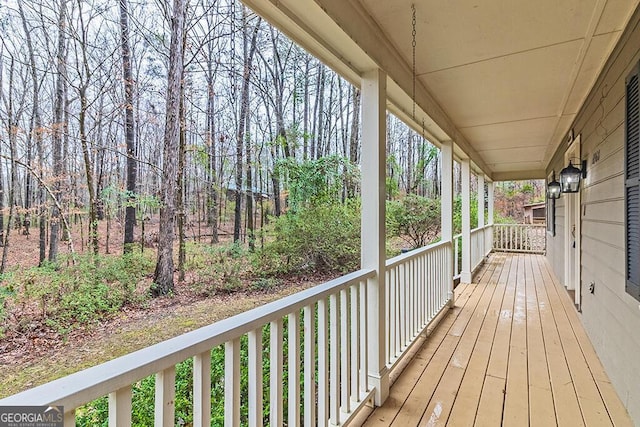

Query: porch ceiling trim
[492,169,548,182]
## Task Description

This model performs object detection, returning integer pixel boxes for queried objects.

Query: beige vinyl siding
[546,4,640,422]
[548,195,565,282]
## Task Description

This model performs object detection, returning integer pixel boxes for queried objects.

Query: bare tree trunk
[49,0,67,263]
[152,0,186,296]
[79,88,98,255]
[314,65,325,159]
[233,11,261,243]
[177,95,186,281]
[120,0,137,253]
[1,56,17,272]
[18,1,46,263]
[303,56,310,160]
[245,102,255,251]
[347,88,361,197]
[205,10,219,243]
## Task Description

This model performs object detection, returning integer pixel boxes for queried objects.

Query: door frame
[563,134,582,309]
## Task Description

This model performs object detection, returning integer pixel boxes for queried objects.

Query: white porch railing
[470,226,485,272]
[0,241,458,426]
[493,223,546,253]
[385,240,452,369]
[0,269,377,427]
[453,232,462,278]
[453,224,494,279]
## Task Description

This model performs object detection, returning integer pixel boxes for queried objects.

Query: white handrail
[0,268,376,426]
[0,241,461,426]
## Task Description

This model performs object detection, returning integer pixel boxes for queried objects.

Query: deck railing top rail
[0,268,375,410]
[385,239,451,270]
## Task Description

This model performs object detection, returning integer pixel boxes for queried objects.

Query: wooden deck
[363,253,633,427]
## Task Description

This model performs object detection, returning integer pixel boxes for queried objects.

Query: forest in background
[0,0,545,340]
[0,2,549,417]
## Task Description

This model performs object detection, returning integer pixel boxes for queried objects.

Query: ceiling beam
[492,170,547,181]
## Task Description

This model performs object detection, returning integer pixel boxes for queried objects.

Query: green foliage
[275,155,358,212]
[386,176,400,200]
[185,242,252,295]
[387,195,440,248]
[77,355,213,427]
[412,144,439,191]
[256,201,360,275]
[453,193,478,234]
[4,253,153,334]
[0,283,15,338]
[521,183,534,194]
[386,154,401,199]
[77,319,302,427]
[101,185,160,219]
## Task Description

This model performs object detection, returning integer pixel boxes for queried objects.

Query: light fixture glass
[547,174,561,199]
[560,160,582,193]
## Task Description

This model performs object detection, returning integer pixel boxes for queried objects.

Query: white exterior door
[563,136,582,309]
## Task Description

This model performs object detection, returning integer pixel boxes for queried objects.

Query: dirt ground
[0,216,330,398]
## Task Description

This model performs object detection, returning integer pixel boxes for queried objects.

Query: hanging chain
[230,0,236,99]
[411,3,417,121]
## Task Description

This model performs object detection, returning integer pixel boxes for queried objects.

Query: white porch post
[361,68,389,405]
[487,180,494,225]
[460,158,472,283]
[478,174,485,228]
[487,180,494,254]
[478,174,485,260]
[441,140,454,306]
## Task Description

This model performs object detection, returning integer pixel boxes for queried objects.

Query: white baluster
[248,329,263,427]
[317,299,329,427]
[224,340,240,427]
[304,305,316,427]
[270,320,284,426]
[193,352,211,427]
[155,366,176,427]
[329,293,341,425]
[109,385,132,427]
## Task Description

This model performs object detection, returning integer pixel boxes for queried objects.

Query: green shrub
[185,242,251,295]
[453,193,478,234]
[6,252,154,334]
[275,155,359,212]
[387,195,440,248]
[76,315,309,426]
[0,282,15,338]
[255,201,360,275]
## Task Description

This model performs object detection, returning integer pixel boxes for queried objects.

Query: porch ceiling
[244,0,639,180]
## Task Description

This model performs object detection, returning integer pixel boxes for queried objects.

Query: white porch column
[477,174,485,260]
[487,180,494,225]
[441,140,454,305]
[461,158,472,283]
[478,174,485,228]
[487,180,495,254]
[361,68,389,405]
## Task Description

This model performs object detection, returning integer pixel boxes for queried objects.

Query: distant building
[225,183,271,201]
[523,202,546,224]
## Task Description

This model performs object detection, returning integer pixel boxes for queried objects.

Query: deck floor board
[362,254,633,427]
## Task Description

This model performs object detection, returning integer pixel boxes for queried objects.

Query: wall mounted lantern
[547,172,561,199]
[560,159,587,193]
